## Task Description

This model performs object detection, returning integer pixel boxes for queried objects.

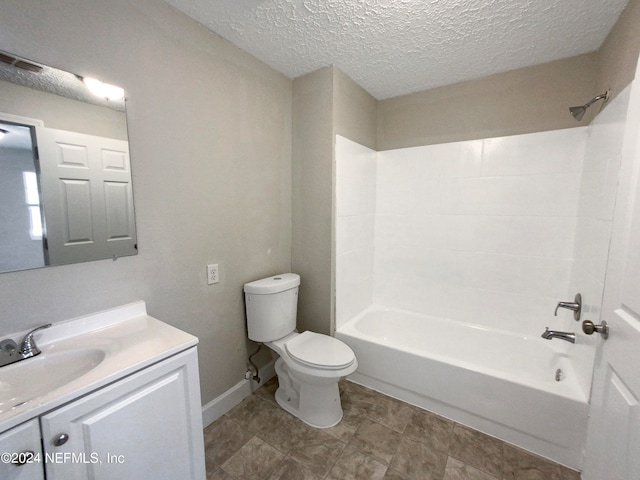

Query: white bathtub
[336,306,589,469]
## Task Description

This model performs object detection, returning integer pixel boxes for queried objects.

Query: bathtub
[335,306,589,469]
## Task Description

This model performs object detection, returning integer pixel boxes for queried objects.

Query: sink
[0,301,199,433]
[0,349,106,414]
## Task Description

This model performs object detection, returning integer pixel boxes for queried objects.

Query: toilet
[244,273,357,428]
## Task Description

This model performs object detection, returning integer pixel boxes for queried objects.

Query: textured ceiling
[163,0,628,99]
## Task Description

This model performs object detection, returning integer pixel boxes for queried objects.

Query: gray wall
[291,66,377,335]
[0,0,292,405]
[333,68,377,151]
[291,67,334,335]
[377,53,598,150]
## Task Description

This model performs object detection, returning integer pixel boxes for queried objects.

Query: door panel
[583,54,640,480]
[104,181,134,240]
[36,126,136,265]
[60,178,93,244]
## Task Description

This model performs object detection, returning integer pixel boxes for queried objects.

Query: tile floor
[204,378,581,480]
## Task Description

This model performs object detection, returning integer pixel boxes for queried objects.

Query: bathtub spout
[541,327,576,344]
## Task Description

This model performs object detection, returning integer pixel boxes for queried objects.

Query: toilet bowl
[244,273,357,428]
[268,331,357,427]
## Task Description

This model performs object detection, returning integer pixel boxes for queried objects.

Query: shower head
[569,106,587,121]
[569,91,610,121]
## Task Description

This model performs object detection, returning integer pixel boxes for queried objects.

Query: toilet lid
[285,331,355,369]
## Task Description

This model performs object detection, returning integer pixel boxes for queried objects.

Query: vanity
[0,302,206,480]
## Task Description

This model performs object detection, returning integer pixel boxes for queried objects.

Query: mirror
[0,50,137,273]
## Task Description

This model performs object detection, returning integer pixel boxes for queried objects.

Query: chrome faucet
[541,327,576,344]
[19,324,52,358]
[0,323,52,367]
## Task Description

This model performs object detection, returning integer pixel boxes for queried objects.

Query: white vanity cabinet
[0,418,44,480]
[0,302,206,480]
[40,348,205,480]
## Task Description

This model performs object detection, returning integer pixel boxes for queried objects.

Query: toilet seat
[285,331,355,370]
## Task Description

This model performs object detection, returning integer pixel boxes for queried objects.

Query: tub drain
[555,368,564,382]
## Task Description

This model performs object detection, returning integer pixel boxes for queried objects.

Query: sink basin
[0,349,106,414]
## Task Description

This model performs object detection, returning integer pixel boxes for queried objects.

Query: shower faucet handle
[554,293,582,321]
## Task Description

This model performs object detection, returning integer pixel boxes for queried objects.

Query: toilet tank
[244,273,300,342]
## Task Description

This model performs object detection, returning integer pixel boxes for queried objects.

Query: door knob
[53,433,69,446]
[582,320,609,339]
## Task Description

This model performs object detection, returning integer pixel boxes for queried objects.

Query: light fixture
[82,76,124,101]
[0,128,8,141]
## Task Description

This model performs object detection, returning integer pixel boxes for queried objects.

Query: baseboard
[201,379,250,428]
[201,359,276,428]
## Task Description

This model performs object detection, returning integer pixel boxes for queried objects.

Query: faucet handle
[20,323,52,358]
[554,293,582,320]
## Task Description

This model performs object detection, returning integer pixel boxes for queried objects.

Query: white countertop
[0,301,198,432]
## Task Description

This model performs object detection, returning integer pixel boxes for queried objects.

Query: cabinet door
[41,348,205,480]
[0,418,44,480]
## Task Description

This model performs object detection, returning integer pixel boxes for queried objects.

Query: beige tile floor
[204,378,581,480]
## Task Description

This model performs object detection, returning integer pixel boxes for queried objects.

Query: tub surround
[336,127,588,340]
[374,128,588,339]
[335,136,377,325]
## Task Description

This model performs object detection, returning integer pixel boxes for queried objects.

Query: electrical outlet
[206,264,219,285]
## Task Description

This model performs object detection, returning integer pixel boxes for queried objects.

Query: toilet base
[273,357,344,428]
